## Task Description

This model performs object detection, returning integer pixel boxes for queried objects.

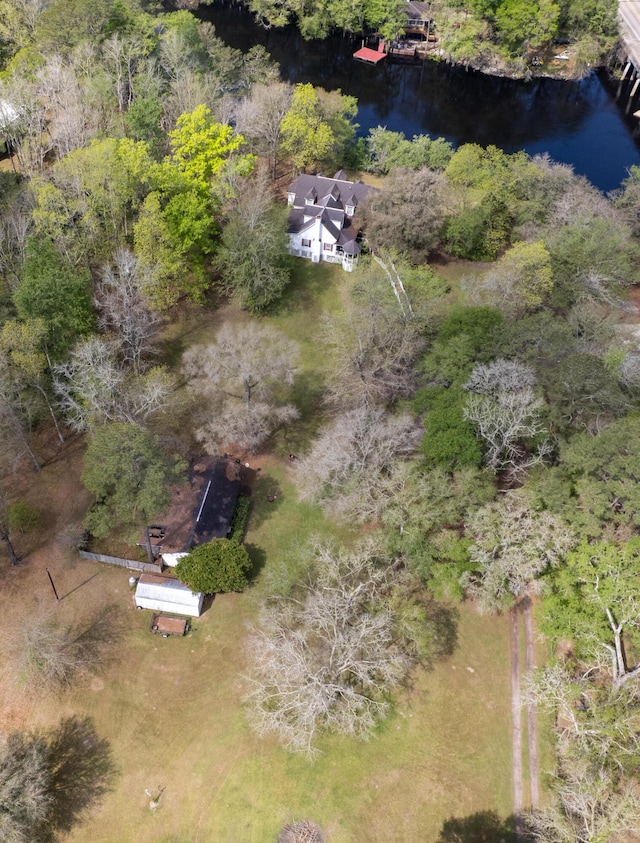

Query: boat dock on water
[353,1,437,64]
[353,42,387,64]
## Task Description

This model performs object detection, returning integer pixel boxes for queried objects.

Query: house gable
[286,172,378,272]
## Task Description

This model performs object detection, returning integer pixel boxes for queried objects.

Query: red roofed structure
[353,45,387,64]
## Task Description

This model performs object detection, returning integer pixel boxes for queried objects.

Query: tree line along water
[196,0,640,193]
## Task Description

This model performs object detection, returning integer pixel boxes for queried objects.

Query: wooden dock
[353,44,387,64]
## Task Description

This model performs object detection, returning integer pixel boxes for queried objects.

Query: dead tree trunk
[1,530,19,565]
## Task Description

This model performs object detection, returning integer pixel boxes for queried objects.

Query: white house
[135,573,204,617]
[287,172,377,271]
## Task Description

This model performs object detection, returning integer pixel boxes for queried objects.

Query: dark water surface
[197,2,640,192]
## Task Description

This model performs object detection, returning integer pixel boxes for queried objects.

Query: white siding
[161,552,189,568]
[135,576,203,617]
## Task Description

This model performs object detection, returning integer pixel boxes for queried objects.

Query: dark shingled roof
[288,174,375,214]
[190,459,241,544]
[320,210,343,242]
[405,0,430,19]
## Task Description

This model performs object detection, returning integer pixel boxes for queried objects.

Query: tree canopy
[81,422,185,539]
[13,240,94,358]
[175,539,252,594]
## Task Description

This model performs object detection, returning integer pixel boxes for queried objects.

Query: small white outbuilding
[135,573,204,618]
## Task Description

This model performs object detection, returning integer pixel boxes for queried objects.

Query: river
[196,1,640,193]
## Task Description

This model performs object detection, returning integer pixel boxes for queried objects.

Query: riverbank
[443,44,593,82]
[189,0,613,83]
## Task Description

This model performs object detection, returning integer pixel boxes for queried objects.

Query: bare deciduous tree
[0,198,31,294]
[463,359,550,474]
[4,606,122,692]
[465,358,536,395]
[278,820,324,843]
[53,336,172,433]
[0,730,51,843]
[363,167,450,258]
[527,770,640,843]
[567,299,617,356]
[95,248,160,374]
[548,178,617,228]
[526,661,640,767]
[0,78,50,176]
[234,82,292,178]
[619,351,640,390]
[321,271,426,410]
[159,22,236,130]
[35,54,90,158]
[462,493,575,613]
[182,323,299,454]
[526,705,640,843]
[244,540,414,756]
[102,33,144,114]
[524,654,640,842]
[293,406,421,521]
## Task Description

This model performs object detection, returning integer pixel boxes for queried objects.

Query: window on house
[301,238,311,248]
[323,243,333,252]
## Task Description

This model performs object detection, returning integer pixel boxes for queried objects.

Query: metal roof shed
[135,574,204,617]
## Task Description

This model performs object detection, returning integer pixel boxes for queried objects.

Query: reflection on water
[197,1,640,191]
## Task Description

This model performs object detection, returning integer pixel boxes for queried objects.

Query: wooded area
[1,1,640,842]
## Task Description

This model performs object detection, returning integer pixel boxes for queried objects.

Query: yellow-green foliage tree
[478,240,554,316]
[133,105,255,307]
[280,84,334,174]
[167,104,254,194]
[280,83,357,174]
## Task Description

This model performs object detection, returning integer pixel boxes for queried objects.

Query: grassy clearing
[54,589,513,843]
[0,261,518,842]
[430,256,495,305]
[243,458,358,598]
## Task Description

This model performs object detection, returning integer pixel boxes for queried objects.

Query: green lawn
[58,596,514,843]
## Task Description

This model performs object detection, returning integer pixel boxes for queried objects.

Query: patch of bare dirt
[0,435,122,730]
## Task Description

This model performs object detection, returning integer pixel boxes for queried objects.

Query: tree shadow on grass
[403,591,459,678]
[426,597,459,664]
[247,474,284,531]
[436,811,518,843]
[285,370,328,446]
[246,542,267,582]
[269,262,339,316]
[40,716,117,841]
[73,604,126,670]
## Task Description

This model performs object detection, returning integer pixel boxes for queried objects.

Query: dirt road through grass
[523,595,540,809]
[510,606,523,838]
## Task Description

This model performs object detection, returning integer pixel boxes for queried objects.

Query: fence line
[78,550,162,574]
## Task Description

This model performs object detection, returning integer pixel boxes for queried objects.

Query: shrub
[175,539,252,593]
[229,495,251,542]
[8,502,42,534]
